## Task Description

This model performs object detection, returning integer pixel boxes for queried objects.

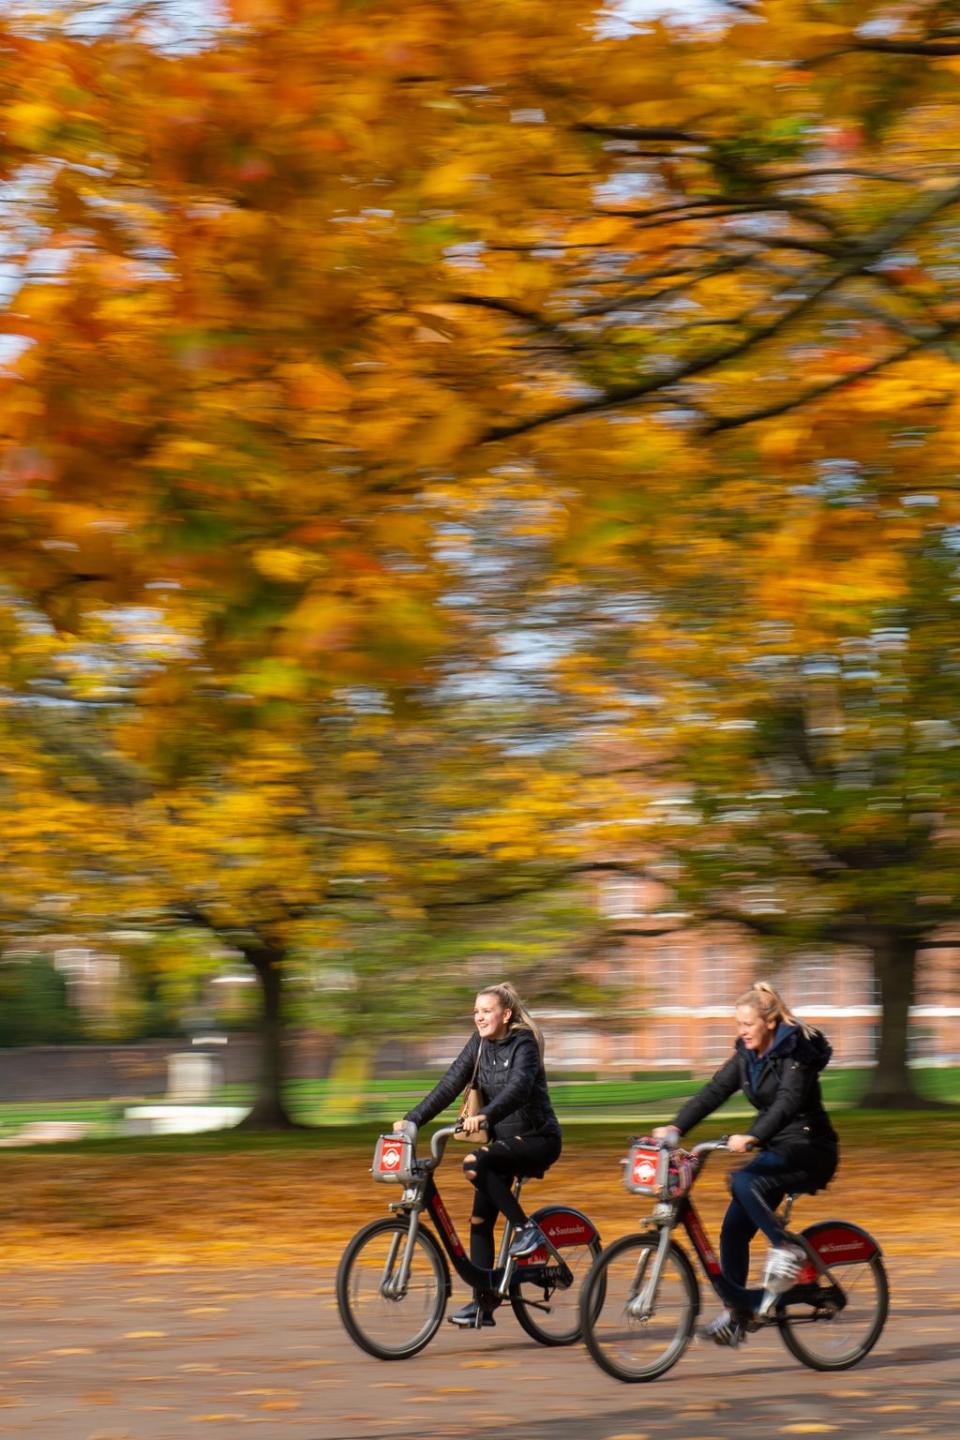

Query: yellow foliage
[340,749,381,773]
[253,547,313,584]
[564,217,632,246]
[239,659,308,699]
[278,361,351,412]
[419,156,480,202]
[6,100,58,148]
[283,591,355,650]
[756,424,808,464]
[412,403,483,465]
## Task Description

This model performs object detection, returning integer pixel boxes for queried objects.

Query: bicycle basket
[371,1133,415,1184]
[623,1139,694,1199]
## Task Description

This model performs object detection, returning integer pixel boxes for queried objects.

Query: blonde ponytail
[478,981,545,1057]
[737,979,815,1039]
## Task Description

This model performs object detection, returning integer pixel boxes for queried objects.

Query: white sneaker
[699,1308,746,1347]
[756,1244,806,1317]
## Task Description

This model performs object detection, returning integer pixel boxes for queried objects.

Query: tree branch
[476,180,960,444]
[759,165,914,186]
[724,231,849,259]
[449,293,583,350]
[700,908,786,936]
[828,38,960,59]
[604,191,843,236]
[478,264,847,444]
[574,256,756,317]
[701,324,959,434]
[573,122,707,145]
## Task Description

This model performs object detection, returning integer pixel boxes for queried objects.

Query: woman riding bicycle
[654,980,838,1347]
[394,981,561,1329]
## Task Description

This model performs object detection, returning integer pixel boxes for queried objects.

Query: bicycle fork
[626,1224,674,1320]
[380,1207,423,1300]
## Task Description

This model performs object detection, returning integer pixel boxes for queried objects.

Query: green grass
[278,1064,960,1123]
[4,1106,959,1159]
[0,1065,957,1150]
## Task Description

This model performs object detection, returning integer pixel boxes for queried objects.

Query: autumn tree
[5,0,960,1111]
[0,573,598,1126]
[399,0,960,1106]
[0,3,595,1119]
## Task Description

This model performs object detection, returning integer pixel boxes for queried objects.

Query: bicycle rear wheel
[510,1205,601,1346]
[779,1221,889,1371]
[580,1232,698,1382]
[337,1217,450,1360]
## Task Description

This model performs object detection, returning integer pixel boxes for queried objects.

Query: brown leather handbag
[454,1041,489,1145]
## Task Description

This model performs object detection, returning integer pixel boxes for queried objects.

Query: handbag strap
[467,1038,483,1089]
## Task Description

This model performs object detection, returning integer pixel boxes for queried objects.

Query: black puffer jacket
[404,1028,561,1142]
[672,1024,838,1181]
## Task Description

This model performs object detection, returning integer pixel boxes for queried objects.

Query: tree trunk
[236,945,304,1131]
[860,931,929,1108]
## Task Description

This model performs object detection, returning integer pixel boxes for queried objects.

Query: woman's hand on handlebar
[652,1125,681,1147]
[458,1113,488,1137]
[727,1133,758,1154]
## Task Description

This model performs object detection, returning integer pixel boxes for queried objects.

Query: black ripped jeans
[463,1132,562,1270]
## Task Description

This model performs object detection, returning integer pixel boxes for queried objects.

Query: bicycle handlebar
[647,1132,758,1154]
[690,1138,731,1157]
[429,1124,459,1164]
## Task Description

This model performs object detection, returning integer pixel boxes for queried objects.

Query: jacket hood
[737,1022,832,1072]
[772,1022,832,1071]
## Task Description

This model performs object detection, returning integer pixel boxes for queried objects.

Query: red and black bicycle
[579,1136,888,1382]
[337,1124,601,1360]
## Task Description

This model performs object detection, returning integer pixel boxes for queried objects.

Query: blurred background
[2,0,960,1145]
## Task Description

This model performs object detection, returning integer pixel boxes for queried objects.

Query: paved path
[0,1257,956,1439]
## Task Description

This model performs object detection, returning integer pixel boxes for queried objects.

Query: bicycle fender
[516,1204,599,1267]
[801,1219,882,1265]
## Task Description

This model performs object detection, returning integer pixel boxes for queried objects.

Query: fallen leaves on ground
[0,1138,954,1268]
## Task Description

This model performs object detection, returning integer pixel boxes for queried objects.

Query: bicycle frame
[380,1125,593,1306]
[580,1135,887,1383]
[631,1140,860,1319]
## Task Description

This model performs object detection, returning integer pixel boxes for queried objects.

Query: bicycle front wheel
[779,1221,889,1371]
[337,1217,449,1360]
[510,1205,602,1346]
[580,1232,698,1382]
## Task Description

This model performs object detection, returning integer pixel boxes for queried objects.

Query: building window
[908,1025,938,1062]
[656,944,684,1004]
[600,876,643,919]
[702,1021,736,1065]
[914,949,960,1005]
[789,954,835,1010]
[701,944,739,1007]
[838,1024,877,1064]
[550,1029,601,1069]
[653,1022,689,1066]
[604,950,638,990]
[609,1032,641,1066]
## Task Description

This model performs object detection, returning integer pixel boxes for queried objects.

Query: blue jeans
[718,1151,798,1310]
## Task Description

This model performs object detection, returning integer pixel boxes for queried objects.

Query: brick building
[569,873,960,1074]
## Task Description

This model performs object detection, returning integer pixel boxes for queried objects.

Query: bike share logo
[381,1141,402,1170]
[633,1153,657,1187]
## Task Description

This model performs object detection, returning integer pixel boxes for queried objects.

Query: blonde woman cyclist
[654,980,838,1347]
[394,982,561,1329]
